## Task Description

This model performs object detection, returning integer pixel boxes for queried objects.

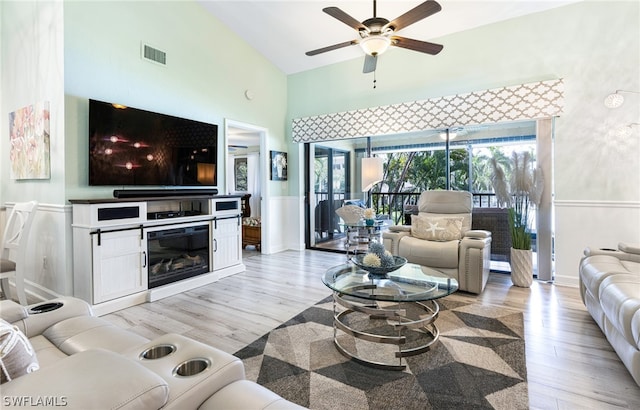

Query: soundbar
[147,210,202,219]
[113,188,219,199]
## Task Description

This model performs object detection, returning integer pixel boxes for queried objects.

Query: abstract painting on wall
[8,101,51,180]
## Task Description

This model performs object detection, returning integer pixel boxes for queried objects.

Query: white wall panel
[554,200,640,287]
[265,196,303,254]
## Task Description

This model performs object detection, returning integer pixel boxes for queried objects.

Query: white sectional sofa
[0,297,304,409]
[579,243,640,386]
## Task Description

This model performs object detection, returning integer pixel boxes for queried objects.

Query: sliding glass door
[309,145,351,249]
[304,121,542,257]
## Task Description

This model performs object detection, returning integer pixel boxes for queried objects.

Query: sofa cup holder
[29,302,64,314]
[140,344,176,360]
[173,358,210,377]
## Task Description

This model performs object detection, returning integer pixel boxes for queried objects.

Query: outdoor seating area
[471,207,512,262]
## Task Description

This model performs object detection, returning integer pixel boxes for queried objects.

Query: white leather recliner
[0,297,305,409]
[382,190,492,294]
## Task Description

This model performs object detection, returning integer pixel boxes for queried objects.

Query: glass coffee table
[322,262,458,370]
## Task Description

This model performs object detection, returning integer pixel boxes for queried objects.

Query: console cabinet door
[213,216,241,271]
[92,229,147,303]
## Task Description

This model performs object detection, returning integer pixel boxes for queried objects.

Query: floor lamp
[361,156,384,207]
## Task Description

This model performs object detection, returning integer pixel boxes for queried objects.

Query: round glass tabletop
[322,262,458,302]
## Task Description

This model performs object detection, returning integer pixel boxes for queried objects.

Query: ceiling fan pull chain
[373,70,377,89]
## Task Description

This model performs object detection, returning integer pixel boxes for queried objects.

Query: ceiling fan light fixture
[604,90,640,108]
[604,92,624,109]
[360,35,391,56]
[614,122,640,139]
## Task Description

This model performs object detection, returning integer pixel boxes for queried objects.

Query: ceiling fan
[305,0,444,73]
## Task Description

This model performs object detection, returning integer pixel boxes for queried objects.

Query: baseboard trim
[2,280,61,305]
[147,271,219,302]
[555,200,640,209]
[553,274,579,288]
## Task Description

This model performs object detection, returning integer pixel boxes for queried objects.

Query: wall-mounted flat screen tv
[89,99,218,187]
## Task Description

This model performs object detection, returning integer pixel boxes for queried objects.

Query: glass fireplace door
[147,223,210,288]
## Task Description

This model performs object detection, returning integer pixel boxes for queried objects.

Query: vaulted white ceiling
[200,0,580,75]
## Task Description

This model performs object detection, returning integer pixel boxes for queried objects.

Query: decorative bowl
[351,255,407,277]
[335,205,365,225]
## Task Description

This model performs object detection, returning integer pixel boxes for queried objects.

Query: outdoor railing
[314,192,347,203]
[314,191,499,225]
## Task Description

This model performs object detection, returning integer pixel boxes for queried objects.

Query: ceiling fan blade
[323,7,368,31]
[305,40,358,56]
[390,36,443,55]
[384,0,442,32]
[363,54,377,73]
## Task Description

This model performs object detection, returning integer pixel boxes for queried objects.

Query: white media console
[70,195,245,315]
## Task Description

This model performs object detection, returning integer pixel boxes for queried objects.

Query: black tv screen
[89,99,218,186]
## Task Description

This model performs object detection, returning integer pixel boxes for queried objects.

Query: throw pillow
[411,215,464,241]
[0,319,39,384]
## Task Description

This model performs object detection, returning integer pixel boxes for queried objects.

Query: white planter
[510,248,533,287]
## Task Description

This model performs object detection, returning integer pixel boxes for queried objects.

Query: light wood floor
[102,250,640,409]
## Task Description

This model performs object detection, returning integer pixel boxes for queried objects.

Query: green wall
[0,1,65,204]
[63,0,288,200]
[4,1,637,204]
[286,1,640,202]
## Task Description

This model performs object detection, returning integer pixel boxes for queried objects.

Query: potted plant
[363,208,376,226]
[490,151,544,287]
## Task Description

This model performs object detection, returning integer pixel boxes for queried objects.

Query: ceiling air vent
[141,43,166,66]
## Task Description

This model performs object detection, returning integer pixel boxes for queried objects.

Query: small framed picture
[270,151,287,181]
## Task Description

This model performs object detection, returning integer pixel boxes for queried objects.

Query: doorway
[225,120,267,257]
[308,145,352,251]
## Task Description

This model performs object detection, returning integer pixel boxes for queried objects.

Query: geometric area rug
[234,296,529,410]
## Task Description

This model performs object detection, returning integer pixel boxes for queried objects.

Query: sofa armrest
[388,225,411,233]
[199,380,307,410]
[14,297,94,338]
[584,245,640,264]
[382,230,411,255]
[464,229,491,239]
[461,236,491,250]
[619,242,640,255]
[0,300,28,323]
[123,333,246,410]
[1,349,169,409]
[459,236,492,294]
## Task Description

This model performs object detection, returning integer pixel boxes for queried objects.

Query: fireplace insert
[147,224,210,288]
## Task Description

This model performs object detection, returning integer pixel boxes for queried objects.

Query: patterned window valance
[292,79,564,143]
